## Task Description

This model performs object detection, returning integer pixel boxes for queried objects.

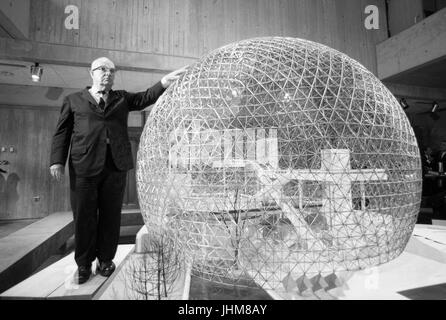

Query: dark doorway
[123,127,143,209]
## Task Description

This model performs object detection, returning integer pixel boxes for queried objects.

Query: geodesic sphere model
[136,37,422,291]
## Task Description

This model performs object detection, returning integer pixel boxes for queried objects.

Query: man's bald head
[91,57,115,71]
[89,57,116,90]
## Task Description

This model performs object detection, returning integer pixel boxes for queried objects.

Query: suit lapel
[81,88,103,114]
[104,90,121,115]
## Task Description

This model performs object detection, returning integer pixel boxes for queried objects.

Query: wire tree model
[136,37,422,292]
[117,232,184,300]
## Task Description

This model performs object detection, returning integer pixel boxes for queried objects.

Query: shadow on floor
[189,275,273,300]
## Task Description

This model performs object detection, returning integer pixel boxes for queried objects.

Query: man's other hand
[161,66,188,88]
[50,164,64,181]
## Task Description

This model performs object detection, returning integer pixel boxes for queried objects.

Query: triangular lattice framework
[136,37,422,292]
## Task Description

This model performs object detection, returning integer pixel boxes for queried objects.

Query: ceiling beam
[376,7,446,80]
[385,82,446,101]
[0,84,77,107]
[0,37,197,73]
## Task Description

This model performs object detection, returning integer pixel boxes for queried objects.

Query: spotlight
[431,101,439,113]
[30,62,43,82]
[399,98,409,110]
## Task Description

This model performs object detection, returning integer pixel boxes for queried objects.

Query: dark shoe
[76,265,92,284]
[97,260,115,277]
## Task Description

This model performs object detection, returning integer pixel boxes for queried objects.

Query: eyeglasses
[92,66,117,74]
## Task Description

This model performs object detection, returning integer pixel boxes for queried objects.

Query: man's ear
[89,69,94,79]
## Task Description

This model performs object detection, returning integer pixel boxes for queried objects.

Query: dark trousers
[69,146,127,267]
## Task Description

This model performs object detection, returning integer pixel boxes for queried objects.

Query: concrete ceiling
[4,57,444,92]
[384,57,446,89]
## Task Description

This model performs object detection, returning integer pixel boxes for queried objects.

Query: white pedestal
[98,226,192,300]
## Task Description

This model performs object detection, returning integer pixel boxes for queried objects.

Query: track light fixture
[399,98,409,110]
[431,101,439,113]
[30,62,43,82]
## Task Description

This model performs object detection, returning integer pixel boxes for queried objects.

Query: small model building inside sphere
[136,37,422,291]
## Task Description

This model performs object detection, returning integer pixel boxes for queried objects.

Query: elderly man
[50,57,186,284]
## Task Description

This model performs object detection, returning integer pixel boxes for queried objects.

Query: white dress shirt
[88,88,109,105]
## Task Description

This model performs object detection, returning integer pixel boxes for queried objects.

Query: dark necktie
[98,97,105,111]
[98,91,106,111]
[97,92,108,142]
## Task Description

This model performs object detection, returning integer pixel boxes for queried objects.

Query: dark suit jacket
[50,81,166,177]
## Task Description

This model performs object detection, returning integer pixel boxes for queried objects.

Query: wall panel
[388,0,424,36]
[29,0,388,73]
[0,106,71,220]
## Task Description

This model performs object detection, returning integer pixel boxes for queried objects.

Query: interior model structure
[136,37,422,292]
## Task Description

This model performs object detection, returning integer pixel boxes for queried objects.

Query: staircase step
[0,245,133,300]
[0,212,74,294]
